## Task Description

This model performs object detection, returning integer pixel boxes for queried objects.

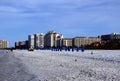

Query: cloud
[0,6,23,13]
[0,0,119,16]
[0,0,120,33]
[0,0,120,47]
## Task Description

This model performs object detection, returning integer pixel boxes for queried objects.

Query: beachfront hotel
[0,40,8,49]
[62,38,73,47]
[28,33,44,49]
[34,33,44,48]
[14,31,102,49]
[28,34,34,49]
[56,35,64,47]
[44,31,63,48]
[15,31,120,49]
[73,36,101,47]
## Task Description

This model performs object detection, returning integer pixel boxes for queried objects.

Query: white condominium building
[28,33,44,49]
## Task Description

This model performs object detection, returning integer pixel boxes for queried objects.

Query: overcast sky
[0,0,120,47]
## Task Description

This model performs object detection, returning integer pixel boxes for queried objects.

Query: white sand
[0,50,120,81]
[0,50,39,81]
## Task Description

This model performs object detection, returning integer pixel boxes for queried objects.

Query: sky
[0,0,120,47]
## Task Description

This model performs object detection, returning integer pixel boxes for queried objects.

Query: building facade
[34,34,44,48]
[73,37,101,47]
[28,34,34,49]
[62,38,73,47]
[28,33,44,49]
[44,31,63,48]
[0,40,8,49]
[101,33,120,41]
[56,34,64,47]
[39,34,44,48]
[15,40,28,49]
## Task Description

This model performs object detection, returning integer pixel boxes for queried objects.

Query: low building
[0,40,8,49]
[73,36,101,47]
[73,37,85,47]
[101,33,120,41]
[62,38,73,47]
[15,40,28,49]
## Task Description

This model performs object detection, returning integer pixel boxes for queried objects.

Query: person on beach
[10,49,13,52]
[91,51,93,55]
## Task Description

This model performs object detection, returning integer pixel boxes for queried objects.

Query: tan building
[0,40,8,49]
[44,31,63,48]
[62,38,73,47]
[73,37,101,47]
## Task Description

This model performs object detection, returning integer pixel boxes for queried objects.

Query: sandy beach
[0,50,39,81]
[0,50,120,81]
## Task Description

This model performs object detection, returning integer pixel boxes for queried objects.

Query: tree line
[85,39,120,49]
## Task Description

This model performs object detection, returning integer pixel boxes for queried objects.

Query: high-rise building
[15,42,19,48]
[34,33,44,48]
[28,33,44,49]
[39,33,45,48]
[56,34,64,47]
[44,31,63,48]
[0,40,8,49]
[28,34,34,49]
